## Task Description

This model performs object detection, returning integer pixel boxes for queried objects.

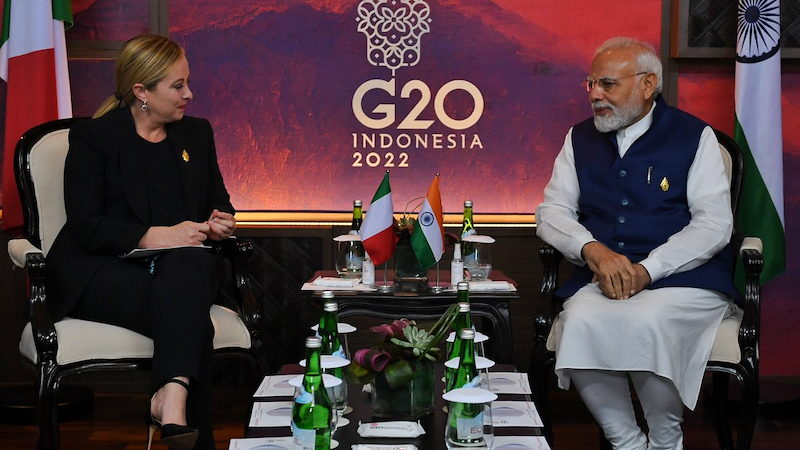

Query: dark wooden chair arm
[214,239,262,332]
[739,245,763,369]
[25,252,60,364]
[534,244,564,343]
[213,238,267,373]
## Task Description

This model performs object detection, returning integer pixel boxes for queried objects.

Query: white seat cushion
[209,304,252,350]
[20,305,251,366]
[546,307,743,364]
[707,305,744,364]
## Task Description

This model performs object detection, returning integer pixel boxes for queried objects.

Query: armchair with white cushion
[7,118,267,450]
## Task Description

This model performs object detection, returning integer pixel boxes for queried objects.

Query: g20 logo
[352,78,484,130]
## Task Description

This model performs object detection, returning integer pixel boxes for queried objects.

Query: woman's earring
[141,101,148,112]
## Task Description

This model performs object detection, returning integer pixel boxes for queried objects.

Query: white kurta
[536,102,737,410]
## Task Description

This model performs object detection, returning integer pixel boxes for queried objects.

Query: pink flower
[370,319,411,338]
[354,348,392,372]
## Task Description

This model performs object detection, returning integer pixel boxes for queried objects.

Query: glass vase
[371,361,435,420]
[394,228,427,292]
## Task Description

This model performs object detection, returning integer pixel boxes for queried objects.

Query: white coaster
[336,416,351,428]
[312,322,357,334]
[288,373,343,388]
[447,330,489,343]
[442,387,497,403]
[444,355,496,370]
[299,355,350,369]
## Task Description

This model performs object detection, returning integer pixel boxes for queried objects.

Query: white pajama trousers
[548,284,736,450]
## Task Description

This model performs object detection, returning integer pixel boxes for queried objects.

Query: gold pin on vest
[182,149,190,162]
[660,177,669,192]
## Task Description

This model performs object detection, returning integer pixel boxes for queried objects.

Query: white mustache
[592,102,615,112]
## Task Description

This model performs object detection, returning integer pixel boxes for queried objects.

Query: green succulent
[390,325,440,361]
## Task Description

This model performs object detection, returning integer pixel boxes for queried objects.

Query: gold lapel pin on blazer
[182,149,190,162]
[660,177,669,192]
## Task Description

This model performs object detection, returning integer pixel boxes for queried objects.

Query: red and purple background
[3,0,800,375]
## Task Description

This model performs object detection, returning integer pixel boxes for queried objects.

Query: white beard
[592,97,644,133]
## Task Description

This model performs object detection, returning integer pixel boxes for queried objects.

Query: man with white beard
[535,37,741,450]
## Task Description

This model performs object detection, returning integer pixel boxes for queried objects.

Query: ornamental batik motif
[356,0,431,75]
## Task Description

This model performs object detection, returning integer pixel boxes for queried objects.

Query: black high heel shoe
[146,378,199,450]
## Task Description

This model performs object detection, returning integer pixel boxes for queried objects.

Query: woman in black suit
[46,35,235,450]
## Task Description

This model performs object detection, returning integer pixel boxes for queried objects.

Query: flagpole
[377,262,393,293]
[431,261,443,293]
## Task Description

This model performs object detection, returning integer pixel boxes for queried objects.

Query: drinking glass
[335,237,364,278]
[464,243,491,281]
[444,389,495,449]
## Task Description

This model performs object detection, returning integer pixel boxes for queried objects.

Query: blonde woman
[46,35,236,450]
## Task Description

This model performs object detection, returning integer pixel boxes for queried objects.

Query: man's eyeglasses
[583,72,648,93]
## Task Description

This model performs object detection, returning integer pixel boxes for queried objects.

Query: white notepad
[253,375,297,398]
[491,401,543,427]
[492,435,552,450]
[228,436,293,449]
[488,372,533,394]
[248,401,293,427]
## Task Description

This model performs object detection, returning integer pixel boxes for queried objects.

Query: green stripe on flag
[734,117,786,287]
[371,173,391,203]
[2,1,11,46]
[411,237,437,269]
[53,0,74,30]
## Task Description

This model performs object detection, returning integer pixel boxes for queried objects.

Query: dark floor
[1,376,799,450]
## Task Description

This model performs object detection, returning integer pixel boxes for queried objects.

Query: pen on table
[647,166,652,184]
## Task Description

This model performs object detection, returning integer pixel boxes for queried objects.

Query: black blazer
[46,106,234,322]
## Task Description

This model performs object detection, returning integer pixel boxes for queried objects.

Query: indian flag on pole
[411,175,444,269]
[1,0,73,231]
[361,171,398,266]
[734,0,784,284]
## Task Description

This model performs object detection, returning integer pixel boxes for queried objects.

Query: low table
[303,270,518,363]
[244,364,545,449]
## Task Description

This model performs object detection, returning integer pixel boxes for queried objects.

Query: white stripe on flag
[8,0,57,58]
[735,55,784,225]
[361,193,393,239]
[418,199,443,260]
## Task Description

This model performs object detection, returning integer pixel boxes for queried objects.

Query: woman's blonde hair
[94,35,184,118]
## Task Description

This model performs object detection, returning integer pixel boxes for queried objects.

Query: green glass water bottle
[447,328,485,447]
[446,297,473,392]
[292,336,332,450]
[318,294,347,416]
[460,200,477,275]
[344,200,365,276]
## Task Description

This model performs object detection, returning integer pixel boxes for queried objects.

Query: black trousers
[71,247,218,449]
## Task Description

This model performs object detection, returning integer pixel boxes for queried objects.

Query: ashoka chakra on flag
[737,0,780,63]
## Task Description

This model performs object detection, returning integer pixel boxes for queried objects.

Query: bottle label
[465,375,482,389]
[295,385,312,404]
[461,228,476,239]
[292,421,317,450]
[456,411,485,440]
[362,259,375,285]
[333,346,346,359]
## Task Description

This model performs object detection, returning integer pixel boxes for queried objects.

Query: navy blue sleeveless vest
[555,100,739,301]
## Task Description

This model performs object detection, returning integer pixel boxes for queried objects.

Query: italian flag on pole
[734,0,784,284]
[361,171,398,266]
[1,0,73,231]
[411,175,444,270]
